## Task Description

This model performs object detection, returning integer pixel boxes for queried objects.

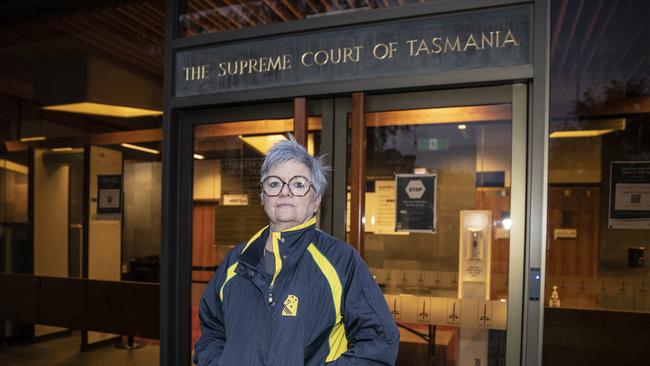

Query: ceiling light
[52,147,74,152]
[121,143,160,155]
[42,102,162,118]
[549,129,616,138]
[550,118,626,139]
[0,159,28,175]
[20,136,46,142]
[239,134,288,155]
[194,154,205,160]
[34,56,162,118]
[458,124,467,130]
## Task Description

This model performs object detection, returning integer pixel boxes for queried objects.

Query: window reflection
[546,0,650,313]
[179,0,438,37]
[544,0,650,363]
[348,103,513,365]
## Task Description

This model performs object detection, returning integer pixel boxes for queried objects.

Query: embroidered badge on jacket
[282,295,299,317]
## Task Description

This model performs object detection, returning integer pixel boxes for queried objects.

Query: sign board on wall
[97,174,121,218]
[395,174,437,232]
[609,161,650,229]
[175,6,531,96]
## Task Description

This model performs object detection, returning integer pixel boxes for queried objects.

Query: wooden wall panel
[40,276,85,329]
[475,188,511,276]
[86,279,159,339]
[0,273,159,339]
[0,273,38,322]
[192,202,219,283]
[475,188,511,300]
[350,92,366,254]
[546,187,599,278]
[293,97,308,146]
[543,308,650,366]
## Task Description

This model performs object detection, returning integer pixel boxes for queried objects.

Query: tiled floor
[0,330,451,366]
[0,335,159,366]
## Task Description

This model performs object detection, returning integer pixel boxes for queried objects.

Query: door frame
[161,98,349,364]
[164,84,531,365]
[162,2,550,365]
[357,84,528,365]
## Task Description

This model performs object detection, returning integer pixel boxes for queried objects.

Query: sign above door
[175,5,530,97]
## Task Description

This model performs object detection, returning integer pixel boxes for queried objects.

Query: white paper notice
[614,184,650,211]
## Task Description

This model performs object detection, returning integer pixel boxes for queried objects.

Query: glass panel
[544,0,650,364]
[191,115,322,359]
[349,103,513,365]
[32,148,84,279]
[0,152,29,274]
[179,0,437,37]
[122,158,162,282]
[0,2,163,362]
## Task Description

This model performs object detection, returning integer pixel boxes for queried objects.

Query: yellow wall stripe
[219,261,239,302]
[307,243,347,361]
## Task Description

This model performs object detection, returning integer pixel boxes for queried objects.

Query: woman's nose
[279,183,292,197]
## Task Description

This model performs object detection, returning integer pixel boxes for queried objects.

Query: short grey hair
[260,135,330,200]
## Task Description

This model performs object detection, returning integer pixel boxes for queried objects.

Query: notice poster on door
[374,180,407,235]
[97,174,122,219]
[609,161,650,229]
[395,174,436,232]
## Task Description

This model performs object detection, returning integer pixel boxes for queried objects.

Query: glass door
[343,85,527,365]
[179,86,526,365]
[186,99,341,360]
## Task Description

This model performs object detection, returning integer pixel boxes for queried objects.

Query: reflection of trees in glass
[572,78,649,117]
[367,125,414,179]
[568,77,650,163]
[371,124,413,149]
[183,1,434,34]
[553,78,650,133]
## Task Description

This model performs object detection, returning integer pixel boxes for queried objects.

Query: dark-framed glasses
[261,175,314,197]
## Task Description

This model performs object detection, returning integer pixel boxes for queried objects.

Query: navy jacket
[194,217,399,366]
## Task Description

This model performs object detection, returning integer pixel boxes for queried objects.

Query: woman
[194,137,399,366]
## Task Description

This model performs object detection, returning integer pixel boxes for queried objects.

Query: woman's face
[262,160,321,231]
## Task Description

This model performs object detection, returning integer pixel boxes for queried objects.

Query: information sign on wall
[609,161,650,229]
[395,174,437,232]
[97,174,122,217]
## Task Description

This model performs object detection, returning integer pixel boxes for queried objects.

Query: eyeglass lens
[263,176,311,197]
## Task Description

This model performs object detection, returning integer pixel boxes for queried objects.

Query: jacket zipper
[268,231,282,306]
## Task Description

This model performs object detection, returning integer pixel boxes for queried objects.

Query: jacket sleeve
[327,253,400,366]
[193,255,230,366]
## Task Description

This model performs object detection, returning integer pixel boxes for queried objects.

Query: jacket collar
[238,217,317,273]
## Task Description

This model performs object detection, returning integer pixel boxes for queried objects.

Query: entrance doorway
[357,85,527,365]
[183,84,527,365]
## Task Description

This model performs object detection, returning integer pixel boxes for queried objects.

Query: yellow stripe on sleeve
[306,243,347,362]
